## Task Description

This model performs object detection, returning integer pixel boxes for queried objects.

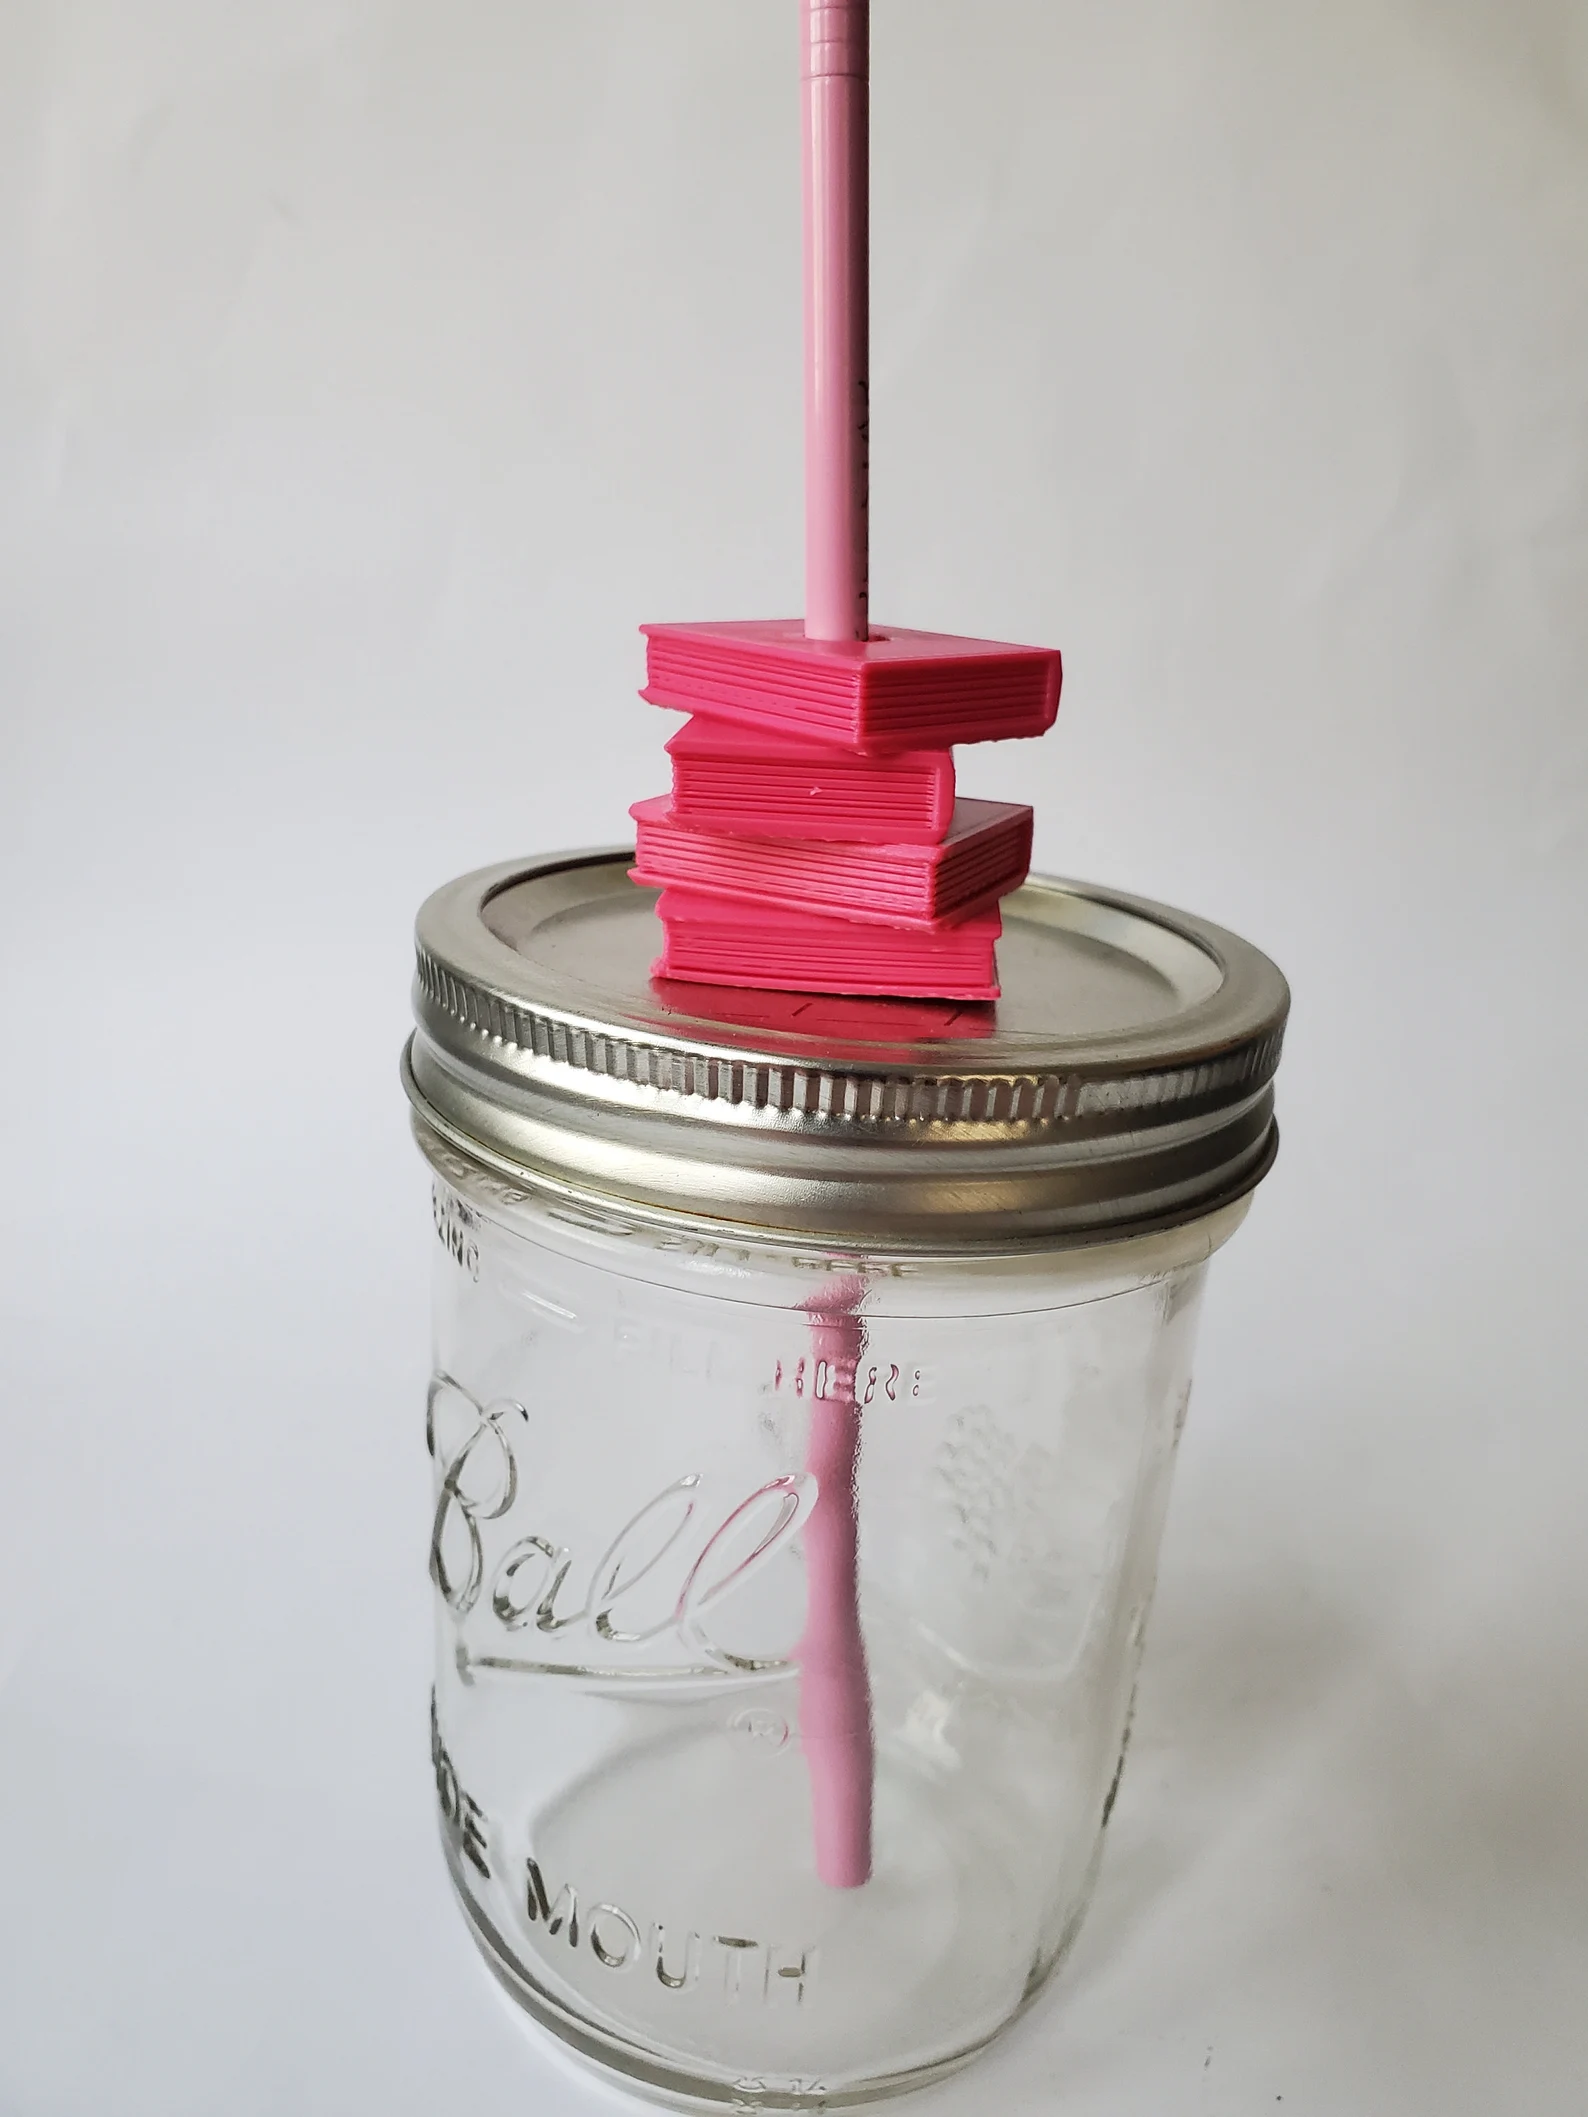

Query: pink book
[641,619,1062,754]
[666,716,955,845]
[646,976,1000,1043]
[655,889,1001,1001]
[631,795,1032,927]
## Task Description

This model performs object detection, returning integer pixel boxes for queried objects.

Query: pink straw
[796,6,876,1885]
[799,1280,875,1887]
[802,1,870,642]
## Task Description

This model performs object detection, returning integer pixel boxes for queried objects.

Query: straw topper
[632,0,1062,1005]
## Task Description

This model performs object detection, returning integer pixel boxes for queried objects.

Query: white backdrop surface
[2,3,1586,2112]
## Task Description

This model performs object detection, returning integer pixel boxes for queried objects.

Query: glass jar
[405,852,1287,2110]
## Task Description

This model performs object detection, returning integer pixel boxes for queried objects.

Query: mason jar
[403,850,1287,2110]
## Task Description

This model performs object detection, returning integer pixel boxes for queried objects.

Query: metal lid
[403,849,1288,1252]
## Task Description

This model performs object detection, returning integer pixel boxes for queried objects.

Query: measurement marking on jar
[524,1855,817,2004]
[432,1184,480,1281]
[651,1233,755,1265]
[786,1253,918,1279]
[732,2083,828,2112]
[774,1358,919,1403]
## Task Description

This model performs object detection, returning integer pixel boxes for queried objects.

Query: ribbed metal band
[413,933,1283,1129]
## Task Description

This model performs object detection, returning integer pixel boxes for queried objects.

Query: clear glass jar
[406,852,1286,2109]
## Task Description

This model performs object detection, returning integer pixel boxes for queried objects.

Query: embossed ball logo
[427,1374,818,1685]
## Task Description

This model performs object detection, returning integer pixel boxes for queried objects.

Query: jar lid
[404,849,1288,1252]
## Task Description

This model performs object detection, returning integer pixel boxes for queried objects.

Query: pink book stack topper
[642,619,1060,752]
[666,716,956,845]
[655,889,1002,1002]
[630,2,1063,1014]
[631,795,1033,925]
[629,1,1065,1892]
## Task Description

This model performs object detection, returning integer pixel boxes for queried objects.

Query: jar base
[444,1834,1055,2112]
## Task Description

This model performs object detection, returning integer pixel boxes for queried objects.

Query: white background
[2,2,1586,2111]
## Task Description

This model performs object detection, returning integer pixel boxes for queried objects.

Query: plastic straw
[799,1279,875,1887]
[802,0,870,642]
[797,6,876,1885]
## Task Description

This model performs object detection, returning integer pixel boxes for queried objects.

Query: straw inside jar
[799,1278,875,1887]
